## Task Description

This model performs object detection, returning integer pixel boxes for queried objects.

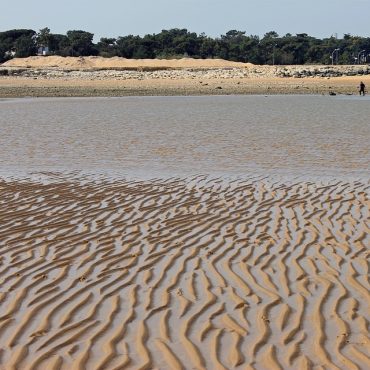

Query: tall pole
[331,48,339,65]
[358,50,365,64]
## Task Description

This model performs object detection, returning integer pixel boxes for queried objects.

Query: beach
[1,56,370,97]
[0,78,369,369]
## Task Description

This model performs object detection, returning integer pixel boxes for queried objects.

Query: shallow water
[0,95,369,178]
[0,95,369,370]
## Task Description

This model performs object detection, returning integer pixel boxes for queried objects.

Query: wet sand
[0,173,369,369]
[0,75,369,97]
[0,96,369,369]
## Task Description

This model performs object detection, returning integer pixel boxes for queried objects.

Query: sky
[1,0,370,40]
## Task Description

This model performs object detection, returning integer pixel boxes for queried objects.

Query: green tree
[199,33,216,58]
[66,30,97,56]
[0,29,36,60]
[36,27,51,48]
[14,34,37,57]
[0,44,7,63]
[116,35,141,58]
[1,27,370,65]
[260,31,279,64]
[48,34,69,55]
[97,37,117,57]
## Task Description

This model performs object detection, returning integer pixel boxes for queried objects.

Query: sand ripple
[0,174,369,369]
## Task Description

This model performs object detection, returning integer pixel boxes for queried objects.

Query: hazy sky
[1,0,369,40]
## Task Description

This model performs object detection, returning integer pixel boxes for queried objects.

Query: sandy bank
[0,75,369,97]
[1,57,369,97]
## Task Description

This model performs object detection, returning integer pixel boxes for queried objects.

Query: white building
[37,46,50,56]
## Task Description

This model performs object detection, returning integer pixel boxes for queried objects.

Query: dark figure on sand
[359,81,366,96]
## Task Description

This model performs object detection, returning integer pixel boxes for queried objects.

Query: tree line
[1,27,370,65]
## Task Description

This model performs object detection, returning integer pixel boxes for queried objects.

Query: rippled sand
[0,172,369,370]
[0,96,369,369]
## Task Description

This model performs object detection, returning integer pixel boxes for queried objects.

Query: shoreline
[1,75,369,97]
[1,57,369,97]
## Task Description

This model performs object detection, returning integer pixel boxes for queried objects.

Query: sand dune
[2,56,253,70]
[0,173,369,370]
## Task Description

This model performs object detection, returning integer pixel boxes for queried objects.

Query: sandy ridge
[2,56,254,70]
[0,173,369,369]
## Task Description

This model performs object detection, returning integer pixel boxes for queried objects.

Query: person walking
[359,81,366,96]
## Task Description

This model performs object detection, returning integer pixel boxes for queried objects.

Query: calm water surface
[0,95,369,178]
